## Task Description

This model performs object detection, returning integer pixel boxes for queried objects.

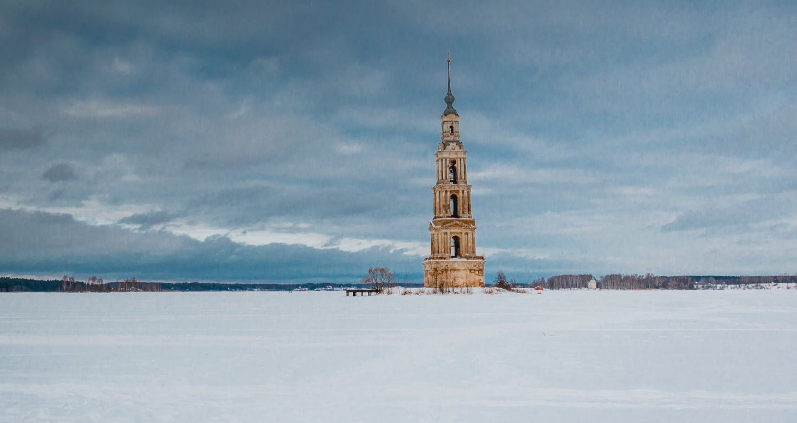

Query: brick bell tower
[422,55,485,288]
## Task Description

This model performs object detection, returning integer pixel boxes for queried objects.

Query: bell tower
[422,55,485,288]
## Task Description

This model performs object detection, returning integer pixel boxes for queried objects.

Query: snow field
[1,291,796,422]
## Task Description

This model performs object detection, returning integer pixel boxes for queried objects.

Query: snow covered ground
[1,291,796,422]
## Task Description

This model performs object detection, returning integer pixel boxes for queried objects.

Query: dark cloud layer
[118,210,179,229]
[0,128,45,151]
[42,163,77,182]
[0,208,422,283]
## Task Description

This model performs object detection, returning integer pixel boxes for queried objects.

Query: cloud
[118,210,179,230]
[661,197,797,233]
[42,163,77,183]
[0,128,45,151]
[109,57,135,75]
[62,100,159,118]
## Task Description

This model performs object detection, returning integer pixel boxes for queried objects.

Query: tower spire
[443,52,458,116]
[447,52,451,93]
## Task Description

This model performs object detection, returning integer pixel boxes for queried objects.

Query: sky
[1,0,796,283]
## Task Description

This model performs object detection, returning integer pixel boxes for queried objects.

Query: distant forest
[2,274,796,292]
[531,274,797,290]
[0,277,364,293]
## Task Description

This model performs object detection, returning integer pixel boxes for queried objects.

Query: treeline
[0,277,370,292]
[597,274,693,290]
[60,276,162,292]
[1,276,164,292]
[4,275,796,293]
[0,277,61,292]
[545,274,594,290]
[160,282,371,291]
[534,274,797,290]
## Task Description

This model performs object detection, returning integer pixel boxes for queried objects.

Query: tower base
[423,258,485,288]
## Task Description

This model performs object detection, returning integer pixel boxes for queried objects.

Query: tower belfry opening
[451,236,460,258]
[422,54,486,288]
[450,194,458,217]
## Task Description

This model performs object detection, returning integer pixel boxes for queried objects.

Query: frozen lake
[2,291,796,422]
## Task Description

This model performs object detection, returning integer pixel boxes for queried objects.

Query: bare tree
[361,268,395,292]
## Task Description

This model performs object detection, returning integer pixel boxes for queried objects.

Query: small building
[588,279,597,290]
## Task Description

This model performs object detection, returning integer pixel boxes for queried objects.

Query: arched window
[448,163,457,184]
[451,236,460,258]
[450,194,458,217]
[449,125,454,136]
